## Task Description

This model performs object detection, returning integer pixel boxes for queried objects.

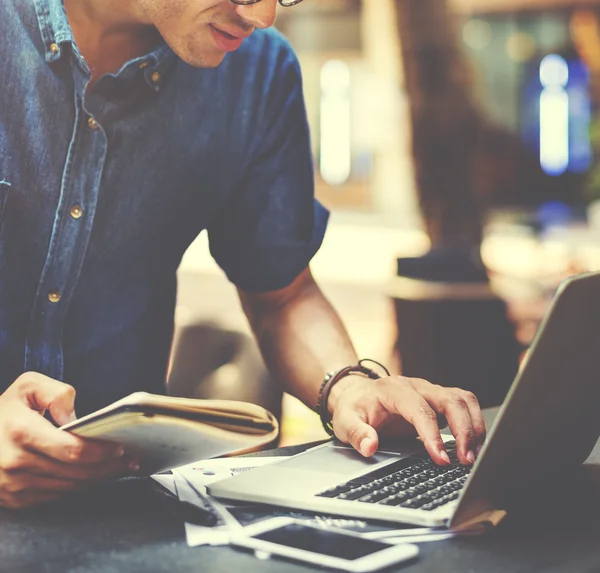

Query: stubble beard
[158,9,255,68]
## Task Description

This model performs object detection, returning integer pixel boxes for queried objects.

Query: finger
[417,384,476,465]
[35,454,136,481]
[441,397,474,465]
[462,391,486,456]
[332,409,380,457]
[6,406,124,464]
[1,446,135,481]
[13,372,77,425]
[0,473,82,496]
[0,490,63,510]
[378,379,450,465]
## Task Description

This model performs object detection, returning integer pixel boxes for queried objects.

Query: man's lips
[209,25,251,52]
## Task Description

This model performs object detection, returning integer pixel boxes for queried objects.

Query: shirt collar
[33,0,74,63]
[32,0,176,85]
[139,43,177,92]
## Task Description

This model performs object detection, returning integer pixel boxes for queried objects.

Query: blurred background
[169,0,600,446]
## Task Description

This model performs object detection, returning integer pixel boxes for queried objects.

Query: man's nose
[234,0,277,30]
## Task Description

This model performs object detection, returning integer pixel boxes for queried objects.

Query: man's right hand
[0,372,136,509]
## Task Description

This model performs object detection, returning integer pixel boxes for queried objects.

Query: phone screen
[253,523,391,561]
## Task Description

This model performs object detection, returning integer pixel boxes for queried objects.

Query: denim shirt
[0,0,329,414]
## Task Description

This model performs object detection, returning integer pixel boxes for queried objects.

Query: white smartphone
[229,517,419,573]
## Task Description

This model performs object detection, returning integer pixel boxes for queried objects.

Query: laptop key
[437,492,460,505]
[420,503,436,511]
[422,497,452,511]
[317,485,354,498]
[400,497,429,509]
[452,465,471,474]
[382,484,405,495]
[379,493,411,506]
[411,484,431,495]
[406,463,429,475]
[428,487,449,500]
[437,485,455,495]
[338,487,374,501]
[359,490,392,503]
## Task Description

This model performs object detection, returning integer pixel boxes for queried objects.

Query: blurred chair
[391,249,521,408]
[167,322,283,422]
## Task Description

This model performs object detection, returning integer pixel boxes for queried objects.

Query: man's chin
[176,48,227,69]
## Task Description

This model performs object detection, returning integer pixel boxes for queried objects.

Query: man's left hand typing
[239,267,486,466]
[327,374,486,466]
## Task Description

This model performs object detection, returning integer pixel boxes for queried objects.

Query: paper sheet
[169,457,290,547]
[173,471,233,547]
[385,533,455,543]
[151,473,177,496]
[151,456,286,498]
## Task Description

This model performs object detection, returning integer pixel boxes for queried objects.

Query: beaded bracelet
[315,359,390,436]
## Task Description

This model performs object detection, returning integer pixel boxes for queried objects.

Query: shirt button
[48,291,61,303]
[88,116,99,130]
[70,205,84,219]
[151,71,161,84]
[140,61,149,70]
[49,43,59,55]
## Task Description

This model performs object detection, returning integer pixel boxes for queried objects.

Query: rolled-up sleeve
[208,47,329,293]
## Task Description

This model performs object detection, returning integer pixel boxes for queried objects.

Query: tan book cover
[61,392,279,474]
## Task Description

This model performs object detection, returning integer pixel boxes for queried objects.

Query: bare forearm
[239,270,358,409]
[239,269,486,465]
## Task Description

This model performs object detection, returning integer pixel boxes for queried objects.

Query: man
[0,0,486,510]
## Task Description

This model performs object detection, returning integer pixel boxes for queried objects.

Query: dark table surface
[4,436,600,573]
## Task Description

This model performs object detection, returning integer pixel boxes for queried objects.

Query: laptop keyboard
[316,441,471,512]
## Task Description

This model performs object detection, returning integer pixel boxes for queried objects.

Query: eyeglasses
[230,0,304,7]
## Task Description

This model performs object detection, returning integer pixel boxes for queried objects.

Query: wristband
[315,359,390,436]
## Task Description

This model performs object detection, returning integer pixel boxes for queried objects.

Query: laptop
[208,271,600,530]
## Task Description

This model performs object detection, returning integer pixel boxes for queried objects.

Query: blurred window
[276,0,376,211]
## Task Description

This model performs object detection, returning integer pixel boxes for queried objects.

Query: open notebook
[61,392,279,474]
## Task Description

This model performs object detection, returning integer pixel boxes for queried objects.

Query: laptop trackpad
[277,444,399,475]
